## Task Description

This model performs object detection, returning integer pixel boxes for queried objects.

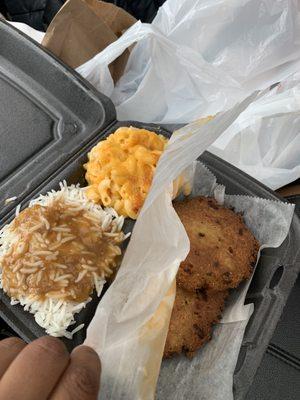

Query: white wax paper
[84,91,294,400]
[157,321,249,400]
[156,163,294,400]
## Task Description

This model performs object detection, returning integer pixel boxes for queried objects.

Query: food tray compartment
[200,152,300,400]
[1,121,299,400]
[0,122,171,351]
[0,20,116,222]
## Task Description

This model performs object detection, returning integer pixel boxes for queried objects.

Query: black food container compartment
[0,20,115,222]
[0,21,300,400]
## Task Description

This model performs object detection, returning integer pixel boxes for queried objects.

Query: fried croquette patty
[174,197,259,292]
[164,287,228,358]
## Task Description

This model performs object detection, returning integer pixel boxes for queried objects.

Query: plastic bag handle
[77,22,163,72]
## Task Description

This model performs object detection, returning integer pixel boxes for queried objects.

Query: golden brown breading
[164,286,228,358]
[174,197,259,292]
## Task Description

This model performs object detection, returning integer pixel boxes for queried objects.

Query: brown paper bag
[85,0,136,37]
[277,183,300,197]
[42,0,136,82]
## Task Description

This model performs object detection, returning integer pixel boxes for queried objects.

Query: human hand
[0,336,101,400]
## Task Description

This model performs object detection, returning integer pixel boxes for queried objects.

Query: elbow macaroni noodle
[84,127,168,219]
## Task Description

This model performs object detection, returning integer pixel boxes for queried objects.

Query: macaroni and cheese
[84,127,168,219]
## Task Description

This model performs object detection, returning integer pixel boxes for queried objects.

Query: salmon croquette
[164,286,228,358]
[164,196,259,358]
[174,197,259,293]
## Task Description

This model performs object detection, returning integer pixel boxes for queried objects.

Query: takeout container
[0,21,300,399]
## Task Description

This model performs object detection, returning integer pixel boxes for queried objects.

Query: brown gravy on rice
[1,199,123,302]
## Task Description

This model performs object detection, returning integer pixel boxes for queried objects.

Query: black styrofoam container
[0,20,116,221]
[0,20,300,400]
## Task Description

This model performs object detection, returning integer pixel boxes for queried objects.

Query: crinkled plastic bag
[7,21,45,43]
[77,0,300,123]
[210,75,300,190]
[83,91,294,400]
[11,1,300,189]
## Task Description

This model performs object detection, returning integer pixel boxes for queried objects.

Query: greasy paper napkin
[84,91,294,400]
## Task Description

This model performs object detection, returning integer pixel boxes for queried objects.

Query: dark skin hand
[0,336,101,400]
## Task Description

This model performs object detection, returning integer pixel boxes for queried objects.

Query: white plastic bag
[8,1,300,189]
[77,0,300,123]
[210,76,300,189]
[7,21,45,43]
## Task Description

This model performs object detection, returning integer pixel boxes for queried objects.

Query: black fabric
[106,0,165,22]
[0,0,65,31]
[0,2,7,18]
[43,0,65,27]
[3,0,46,15]
[0,0,165,30]
[2,0,47,30]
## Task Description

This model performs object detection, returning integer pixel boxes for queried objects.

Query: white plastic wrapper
[77,0,300,123]
[84,91,294,400]
[7,21,45,43]
[210,76,300,190]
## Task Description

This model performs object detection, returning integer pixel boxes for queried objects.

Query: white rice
[5,196,17,204]
[15,204,21,216]
[0,182,125,339]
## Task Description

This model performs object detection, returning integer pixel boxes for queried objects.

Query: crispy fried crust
[164,287,228,358]
[174,197,259,292]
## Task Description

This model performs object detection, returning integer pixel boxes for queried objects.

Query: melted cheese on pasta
[84,127,167,219]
